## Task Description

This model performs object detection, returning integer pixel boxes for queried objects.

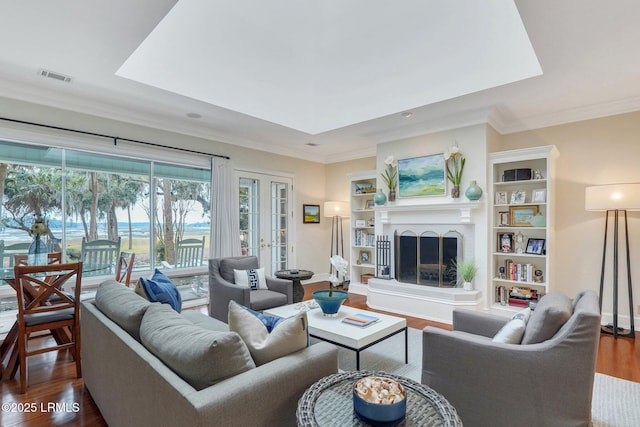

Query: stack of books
[342,313,379,327]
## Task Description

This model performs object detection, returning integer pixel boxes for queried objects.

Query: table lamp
[585,183,640,338]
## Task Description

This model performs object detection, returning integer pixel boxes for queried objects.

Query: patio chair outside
[176,236,206,268]
[81,237,121,277]
[0,241,31,267]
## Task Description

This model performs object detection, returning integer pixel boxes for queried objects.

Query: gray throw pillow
[95,279,151,341]
[219,257,258,282]
[521,292,572,344]
[140,303,255,390]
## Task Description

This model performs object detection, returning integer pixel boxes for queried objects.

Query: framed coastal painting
[302,204,320,224]
[398,153,446,198]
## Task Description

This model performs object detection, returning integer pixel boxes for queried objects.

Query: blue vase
[374,189,387,205]
[313,290,348,317]
[465,180,483,201]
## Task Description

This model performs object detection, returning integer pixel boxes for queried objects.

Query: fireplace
[353,201,483,324]
[395,230,463,287]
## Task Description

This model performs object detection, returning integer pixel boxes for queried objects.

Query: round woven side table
[296,371,462,426]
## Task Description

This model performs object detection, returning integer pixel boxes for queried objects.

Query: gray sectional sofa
[81,280,338,427]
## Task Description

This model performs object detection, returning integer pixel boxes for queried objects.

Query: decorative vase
[388,190,396,202]
[451,185,460,199]
[28,234,48,265]
[312,290,349,317]
[463,281,473,291]
[374,189,387,205]
[465,180,483,201]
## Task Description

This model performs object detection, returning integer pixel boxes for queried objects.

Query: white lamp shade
[324,201,349,218]
[585,183,640,211]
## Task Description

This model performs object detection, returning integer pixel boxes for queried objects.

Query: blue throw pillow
[140,269,182,312]
[240,304,286,332]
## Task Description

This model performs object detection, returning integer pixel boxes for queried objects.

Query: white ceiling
[0,0,639,163]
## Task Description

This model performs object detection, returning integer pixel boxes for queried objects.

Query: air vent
[37,68,73,83]
[305,142,319,147]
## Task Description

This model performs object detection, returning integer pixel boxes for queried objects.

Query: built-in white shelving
[489,146,558,311]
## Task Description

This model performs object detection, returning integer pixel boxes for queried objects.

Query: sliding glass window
[0,140,211,277]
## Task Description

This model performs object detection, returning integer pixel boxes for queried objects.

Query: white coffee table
[264,302,407,370]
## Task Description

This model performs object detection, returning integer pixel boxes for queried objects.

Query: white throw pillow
[492,307,532,344]
[228,300,309,366]
[233,268,268,290]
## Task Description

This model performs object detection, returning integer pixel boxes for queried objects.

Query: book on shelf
[503,259,537,283]
[342,313,379,327]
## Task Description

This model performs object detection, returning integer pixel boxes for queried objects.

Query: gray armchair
[422,291,601,427]
[209,256,293,322]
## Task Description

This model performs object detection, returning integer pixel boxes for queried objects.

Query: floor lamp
[585,183,639,339]
[324,201,349,279]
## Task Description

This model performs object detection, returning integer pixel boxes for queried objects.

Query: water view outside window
[0,141,211,277]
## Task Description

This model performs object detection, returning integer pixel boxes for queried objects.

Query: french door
[237,171,294,275]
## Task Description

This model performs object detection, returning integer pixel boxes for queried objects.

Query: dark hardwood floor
[1,282,637,426]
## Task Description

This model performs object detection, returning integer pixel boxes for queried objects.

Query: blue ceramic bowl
[312,290,348,316]
[353,378,406,426]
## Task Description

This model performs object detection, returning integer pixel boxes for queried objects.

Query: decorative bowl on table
[312,290,348,317]
[353,376,406,426]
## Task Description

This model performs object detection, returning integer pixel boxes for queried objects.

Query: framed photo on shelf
[355,219,366,228]
[359,250,371,264]
[364,199,375,209]
[497,232,514,253]
[495,191,508,204]
[498,211,510,226]
[510,191,527,204]
[302,204,320,224]
[525,238,545,255]
[510,205,539,226]
[532,188,546,203]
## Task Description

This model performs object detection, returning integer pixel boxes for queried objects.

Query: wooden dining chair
[13,262,83,393]
[115,252,136,286]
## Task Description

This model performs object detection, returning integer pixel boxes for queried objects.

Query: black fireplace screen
[395,230,462,287]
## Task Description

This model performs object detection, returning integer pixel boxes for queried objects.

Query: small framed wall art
[302,204,320,224]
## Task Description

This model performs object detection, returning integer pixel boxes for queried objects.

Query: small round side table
[297,370,462,427]
[275,269,314,303]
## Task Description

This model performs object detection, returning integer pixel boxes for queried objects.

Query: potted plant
[444,144,466,198]
[313,255,349,316]
[381,156,398,201]
[453,258,477,291]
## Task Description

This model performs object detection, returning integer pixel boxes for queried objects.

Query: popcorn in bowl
[354,376,405,404]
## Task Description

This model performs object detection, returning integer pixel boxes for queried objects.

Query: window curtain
[211,157,241,258]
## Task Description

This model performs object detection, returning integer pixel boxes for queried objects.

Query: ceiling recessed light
[401,112,413,118]
[186,112,202,119]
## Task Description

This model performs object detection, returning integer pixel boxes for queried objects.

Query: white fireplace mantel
[375,200,482,224]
